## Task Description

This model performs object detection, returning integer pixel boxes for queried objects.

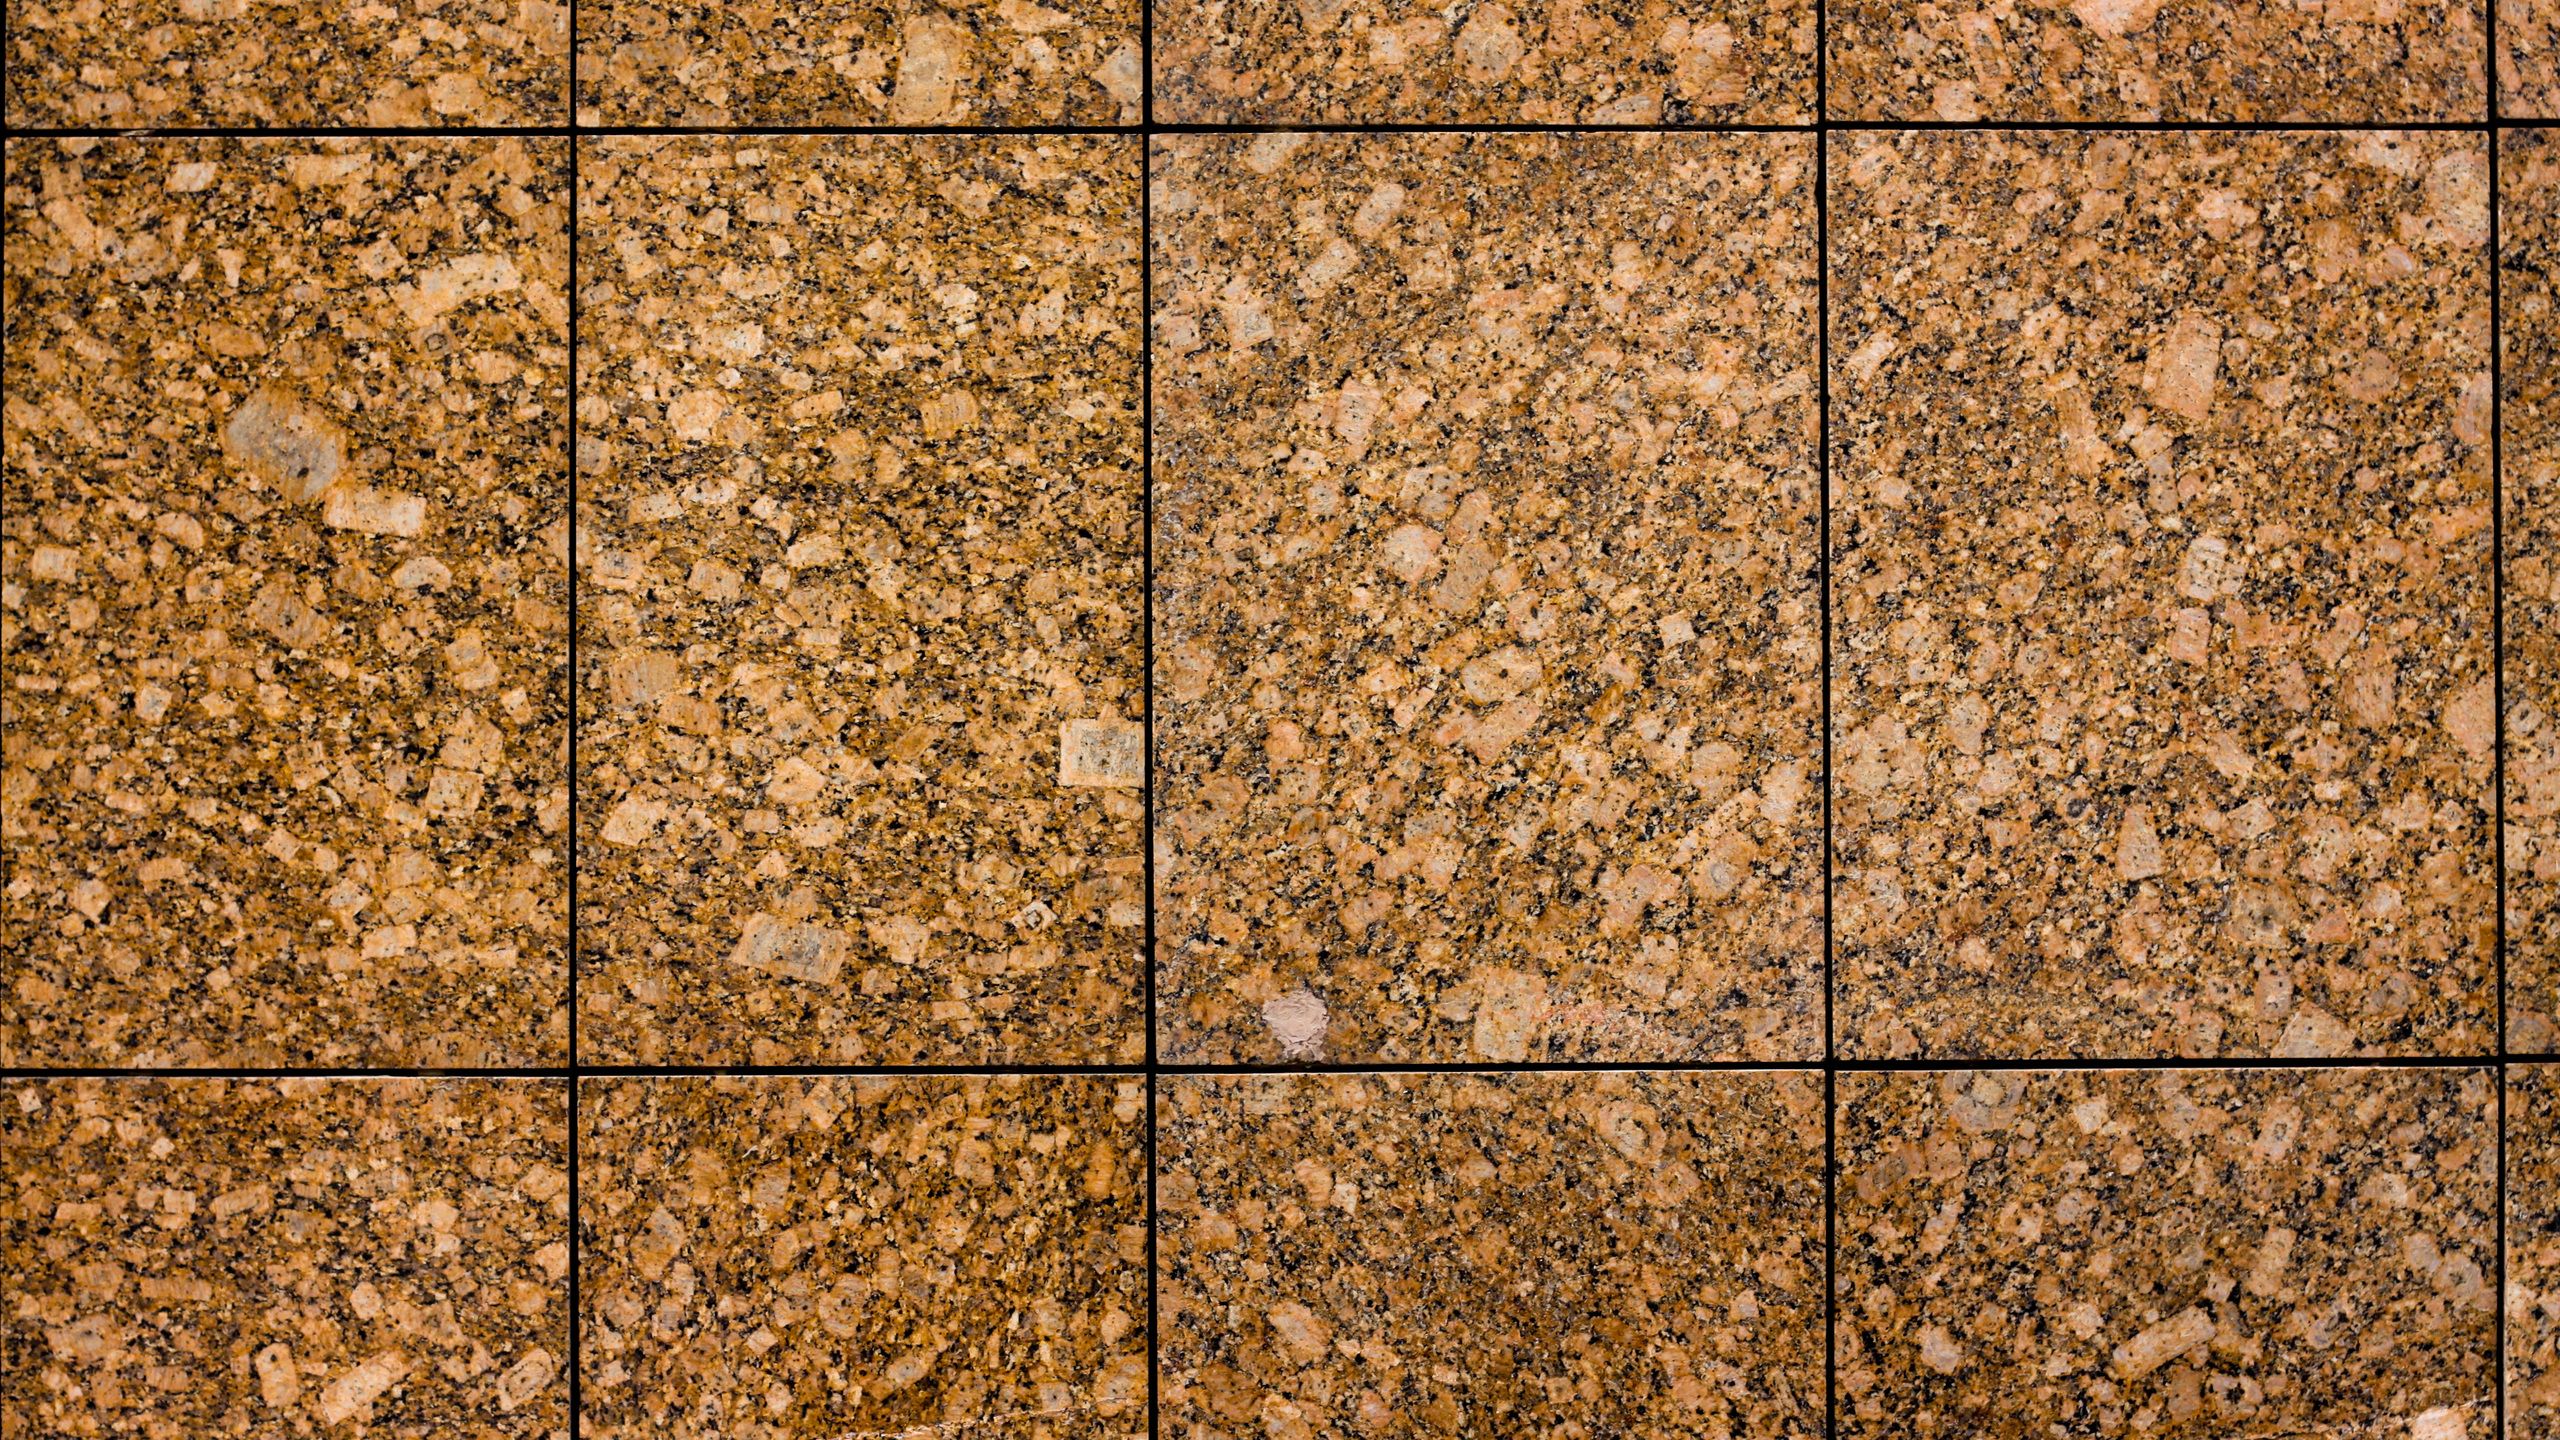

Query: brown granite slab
[1153,0,1813,124]
[1159,1070,1824,1439]
[574,136,1143,1068]
[1826,0,2485,122]
[2,138,571,1069]
[580,1074,1147,1439]
[2,1077,569,1438]
[1830,130,2495,1062]
[2510,3,2560,118]
[1154,132,1823,1065]
[2510,129,2560,1055]
[4,0,568,128]
[577,0,1140,126]
[1837,1066,2495,1439]
[2517,1065,2560,1437]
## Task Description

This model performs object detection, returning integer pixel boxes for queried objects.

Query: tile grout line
[1140,0,1161,1429]
[563,0,584,1432]
[2490,26,2509,1426]
[21,119,2560,140]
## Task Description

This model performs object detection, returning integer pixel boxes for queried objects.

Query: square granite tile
[577,0,1140,126]
[4,0,568,128]
[1153,0,1813,124]
[1825,0,2484,122]
[1830,131,2495,1062]
[1153,132,1822,1064]
[2,1077,569,1437]
[2516,1064,2560,1436]
[2508,129,2560,1054]
[574,136,1143,1068]
[1159,1070,1824,1439]
[1,138,571,1069]
[579,1074,1148,1439]
[1836,1066,2495,1439]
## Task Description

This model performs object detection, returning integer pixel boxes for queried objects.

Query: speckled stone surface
[579,1075,1147,1439]
[1830,130,2496,1062]
[1159,1070,1824,1439]
[1836,1066,2495,1439]
[2509,130,2560,1055]
[1153,0,1812,124]
[2516,1065,2560,1436]
[574,136,1142,1068]
[1825,0,2485,122]
[577,0,1140,126]
[2,1077,569,1439]
[1154,132,1822,1065]
[4,0,567,128]
[2510,6,2560,118]
[2,138,571,1069]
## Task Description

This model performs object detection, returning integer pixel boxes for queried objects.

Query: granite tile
[1153,0,1813,125]
[1,1077,569,1438]
[1824,0,2485,122]
[574,136,1143,1068]
[1158,1070,1825,1439]
[1837,1066,2496,1439]
[579,1074,1148,1439]
[1153,132,1823,1065]
[577,0,1140,127]
[2516,1064,2560,1436]
[1,137,571,1069]
[1830,130,2495,1062]
[4,0,568,128]
[2508,129,2560,1054]
[2510,4,2560,118]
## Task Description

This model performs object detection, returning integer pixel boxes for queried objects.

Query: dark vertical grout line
[1138,0,1161,1429]
[563,0,584,1431]
[2490,48,2510,1431]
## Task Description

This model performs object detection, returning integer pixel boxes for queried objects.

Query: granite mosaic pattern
[1,1077,570,1439]
[1159,1070,1825,1439]
[1154,131,1823,1066]
[2,136,571,1070]
[1830,129,2496,1063]
[578,1074,1148,1440]
[577,0,1141,127]
[573,135,1144,1067]
[1826,0,2487,122]
[4,0,569,128]
[1153,0,1815,125]
[2512,129,2560,1054]
[1837,1066,2496,1439]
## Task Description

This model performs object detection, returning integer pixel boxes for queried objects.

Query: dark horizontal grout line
[7,1054,2544,1082]
[1149,121,1819,134]
[1824,117,2493,132]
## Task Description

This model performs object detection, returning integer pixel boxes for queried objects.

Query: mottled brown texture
[574,136,1144,1067]
[579,1075,1148,1440]
[1154,132,1823,1065]
[577,0,1140,126]
[2516,1065,2560,1437]
[1154,0,1812,124]
[5,0,568,127]
[1826,0,2485,122]
[1837,1067,2495,1439]
[1159,1070,1824,1439]
[2,1078,569,1439]
[2,138,571,1069]
[2508,2,2560,118]
[2510,130,2560,1055]
[1830,131,2495,1062]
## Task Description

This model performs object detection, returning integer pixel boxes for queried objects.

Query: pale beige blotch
[1060,718,1143,788]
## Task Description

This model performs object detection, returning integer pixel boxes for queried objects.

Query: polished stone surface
[1154,131,1824,1065]
[3,137,571,1069]
[1830,130,2495,1061]
[573,135,1144,1067]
